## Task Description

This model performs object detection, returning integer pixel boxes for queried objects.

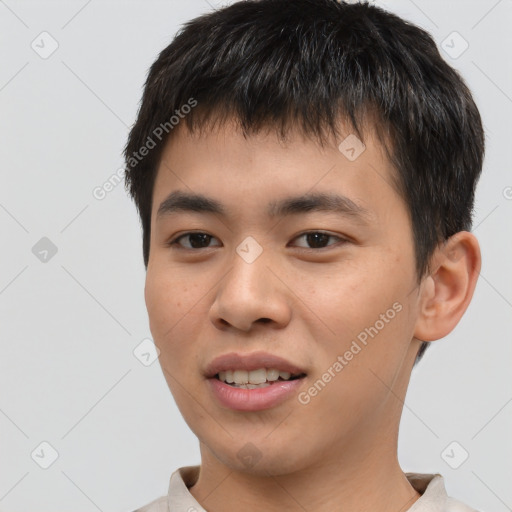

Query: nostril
[258,318,272,323]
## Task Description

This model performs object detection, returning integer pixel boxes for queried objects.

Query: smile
[204,351,308,411]
[216,368,305,388]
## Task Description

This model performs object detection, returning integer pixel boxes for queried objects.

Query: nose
[208,248,292,333]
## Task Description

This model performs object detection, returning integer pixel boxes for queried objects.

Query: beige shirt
[132,465,478,512]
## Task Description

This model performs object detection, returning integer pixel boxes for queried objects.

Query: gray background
[0,0,511,510]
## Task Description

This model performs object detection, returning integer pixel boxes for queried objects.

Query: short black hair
[124,0,485,364]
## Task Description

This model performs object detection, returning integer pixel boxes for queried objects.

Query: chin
[209,439,309,477]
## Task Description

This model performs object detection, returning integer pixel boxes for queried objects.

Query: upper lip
[204,351,307,378]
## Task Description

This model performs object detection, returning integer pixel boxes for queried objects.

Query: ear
[413,231,481,342]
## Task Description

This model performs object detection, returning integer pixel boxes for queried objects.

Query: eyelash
[166,231,348,252]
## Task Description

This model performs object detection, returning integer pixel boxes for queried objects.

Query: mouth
[214,368,307,389]
[205,353,308,411]
[205,351,307,380]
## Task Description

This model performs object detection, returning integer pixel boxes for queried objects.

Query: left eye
[291,231,345,249]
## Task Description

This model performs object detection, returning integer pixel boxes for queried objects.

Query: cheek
[144,269,201,347]
[145,272,205,401]
[311,254,416,370]
[305,305,413,430]
[304,261,400,335]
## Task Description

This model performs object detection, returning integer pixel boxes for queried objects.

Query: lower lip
[208,377,306,411]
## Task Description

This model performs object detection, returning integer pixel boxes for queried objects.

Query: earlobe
[413,231,481,342]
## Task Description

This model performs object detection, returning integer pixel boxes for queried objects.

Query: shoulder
[129,465,201,512]
[130,495,168,512]
[405,473,479,512]
[445,496,480,512]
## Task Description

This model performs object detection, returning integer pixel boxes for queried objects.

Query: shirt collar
[405,472,448,511]
[168,466,451,512]
[167,465,205,512]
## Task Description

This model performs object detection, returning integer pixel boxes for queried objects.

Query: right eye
[167,232,222,250]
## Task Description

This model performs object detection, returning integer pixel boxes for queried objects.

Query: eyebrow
[156,190,373,223]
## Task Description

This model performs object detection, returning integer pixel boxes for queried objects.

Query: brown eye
[170,232,221,249]
[292,231,345,250]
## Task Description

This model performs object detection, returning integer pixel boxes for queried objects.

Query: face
[145,120,425,476]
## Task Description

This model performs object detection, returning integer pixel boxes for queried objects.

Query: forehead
[151,119,402,224]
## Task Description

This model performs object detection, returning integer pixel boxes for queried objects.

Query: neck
[189,430,421,512]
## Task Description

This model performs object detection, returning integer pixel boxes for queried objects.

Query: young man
[124,1,484,510]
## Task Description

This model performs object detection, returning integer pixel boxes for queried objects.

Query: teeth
[239,383,271,389]
[217,368,299,385]
[246,383,267,389]
[266,368,280,381]
[248,368,267,384]
[233,370,249,384]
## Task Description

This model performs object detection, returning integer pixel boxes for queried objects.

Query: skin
[144,119,481,512]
